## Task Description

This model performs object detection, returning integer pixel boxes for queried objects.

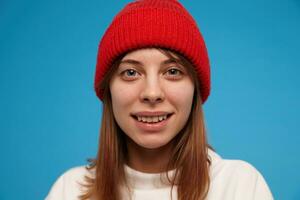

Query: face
[109,48,194,150]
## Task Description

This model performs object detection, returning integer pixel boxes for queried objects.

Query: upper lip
[131,111,173,117]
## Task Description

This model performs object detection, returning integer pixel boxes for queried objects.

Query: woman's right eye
[120,69,140,80]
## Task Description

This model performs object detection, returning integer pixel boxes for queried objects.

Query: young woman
[46,0,273,199]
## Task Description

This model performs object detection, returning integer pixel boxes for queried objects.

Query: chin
[140,143,165,149]
[137,139,171,150]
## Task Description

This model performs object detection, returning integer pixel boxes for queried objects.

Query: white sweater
[45,149,274,200]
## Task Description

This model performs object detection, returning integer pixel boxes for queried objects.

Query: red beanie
[94,0,211,104]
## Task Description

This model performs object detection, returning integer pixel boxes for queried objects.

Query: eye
[120,68,140,80]
[165,68,183,79]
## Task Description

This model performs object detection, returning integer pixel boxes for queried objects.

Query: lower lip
[133,115,172,133]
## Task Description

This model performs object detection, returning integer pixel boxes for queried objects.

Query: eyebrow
[119,58,178,66]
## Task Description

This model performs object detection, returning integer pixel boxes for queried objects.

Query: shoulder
[45,165,94,200]
[208,149,259,178]
[207,149,274,200]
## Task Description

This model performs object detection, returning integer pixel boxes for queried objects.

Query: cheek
[166,82,194,109]
[110,81,141,119]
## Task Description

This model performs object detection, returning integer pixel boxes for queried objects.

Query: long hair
[79,48,215,200]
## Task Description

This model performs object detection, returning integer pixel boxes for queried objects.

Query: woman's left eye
[165,68,183,77]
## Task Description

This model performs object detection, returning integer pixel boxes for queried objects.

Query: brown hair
[79,48,215,200]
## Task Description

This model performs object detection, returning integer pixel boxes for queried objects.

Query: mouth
[131,113,174,124]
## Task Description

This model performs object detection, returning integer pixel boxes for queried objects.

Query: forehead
[121,48,179,62]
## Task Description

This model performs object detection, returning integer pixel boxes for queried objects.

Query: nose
[140,76,165,104]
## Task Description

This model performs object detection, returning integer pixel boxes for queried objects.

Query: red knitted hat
[94,0,211,104]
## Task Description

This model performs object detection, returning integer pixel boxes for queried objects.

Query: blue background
[1,0,299,199]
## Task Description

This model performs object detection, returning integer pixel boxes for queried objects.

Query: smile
[132,114,173,124]
[138,115,167,123]
[131,113,173,132]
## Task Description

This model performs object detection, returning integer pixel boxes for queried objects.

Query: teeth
[146,117,152,123]
[137,115,168,123]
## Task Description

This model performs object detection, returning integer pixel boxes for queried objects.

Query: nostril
[143,98,164,104]
[141,90,165,103]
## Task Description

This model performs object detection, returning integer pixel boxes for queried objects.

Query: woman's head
[109,48,195,150]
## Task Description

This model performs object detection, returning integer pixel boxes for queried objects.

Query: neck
[126,138,175,173]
